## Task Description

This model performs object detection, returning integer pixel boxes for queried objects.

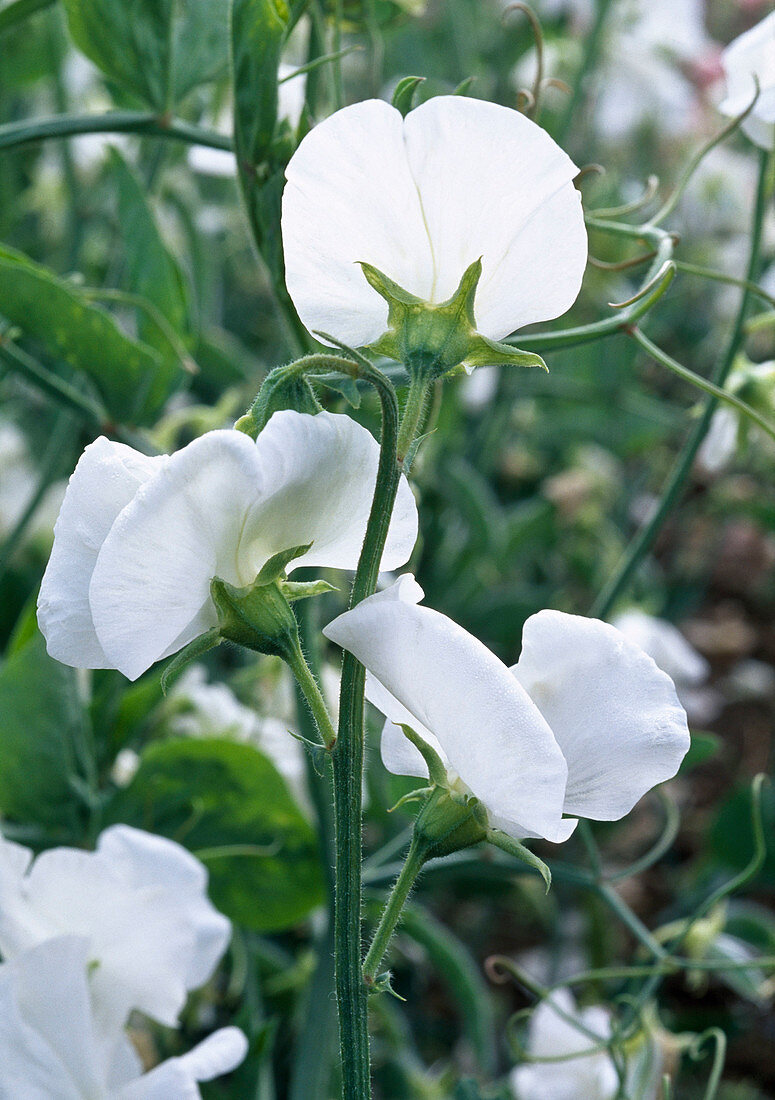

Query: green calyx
[211,543,335,660]
[361,258,548,381]
[399,723,552,889]
[235,365,322,440]
[398,724,488,860]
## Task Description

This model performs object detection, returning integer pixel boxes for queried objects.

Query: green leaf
[104,738,325,932]
[0,243,183,424]
[0,630,85,832]
[230,0,307,295]
[61,0,229,111]
[109,149,190,346]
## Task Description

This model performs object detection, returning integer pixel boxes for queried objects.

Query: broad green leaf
[0,244,184,424]
[104,738,325,932]
[109,149,190,348]
[61,0,229,111]
[0,630,86,833]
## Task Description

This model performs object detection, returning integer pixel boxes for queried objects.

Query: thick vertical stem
[332,365,403,1100]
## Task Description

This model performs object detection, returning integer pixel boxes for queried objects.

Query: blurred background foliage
[1,0,775,1096]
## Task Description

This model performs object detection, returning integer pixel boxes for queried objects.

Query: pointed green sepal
[392,75,425,117]
[360,257,538,381]
[369,971,406,1000]
[487,829,552,893]
[210,575,300,661]
[160,627,222,695]
[255,543,313,585]
[387,786,434,813]
[465,335,548,372]
[239,364,322,440]
[281,579,337,602]
[399,724,449,787]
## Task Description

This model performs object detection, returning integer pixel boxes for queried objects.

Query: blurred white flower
[511,988,618,1100]
[38,411,418,680]
[594,0,717,140]
[324,575,690,842]
[612,608,720,726]
[719,10,775,150]
[0,936,246,1100]
[0,825,231,1034]
[169,665,310,812]
[282,96,586,350]
[697,360,775,475]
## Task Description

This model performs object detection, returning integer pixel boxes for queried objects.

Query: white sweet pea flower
[38,410,418,681]
[281,95,587,351]
[0,937,247,1100]
[0,825,231,1034]
[510,988,619,1100]
[323,577,689,842]
[719,10,775,150]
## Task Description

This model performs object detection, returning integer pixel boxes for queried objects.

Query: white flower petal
[324,576,569,840]
[720,12,775,150]
[87,414,417,680]
[403,96,586,338]
[511,988,619,1100]
[282,99,433,347]
[89,430,261,681]
[512,611,690,821]
[0,936,103,1100]
[282,96,586,347]
[244,410,418,576]
[119,1029,247,1100]
[611,610,709,687]
[37,437,166,669]
[0,825,231,1033]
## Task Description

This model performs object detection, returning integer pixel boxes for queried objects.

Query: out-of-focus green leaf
[680,731,722,773]
[0,0,55,34]
[109,149,190,348]
[0,629,85,832]
[104,738,325,932]
[0,244,184,424]
[61,0,228,111]
[231,0,309,325]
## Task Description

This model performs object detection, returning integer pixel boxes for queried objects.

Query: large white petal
[512,611,690,821]
[242,410,417,577]
[37,437,166,669]
[403,96,586,339]
[0,826,231,1034]
[0,937,104,1100]
[611,610,708,687]
[89,430,262,681]
[282,99,433,347]
[324,576,569,840]
[119,1029,247,1100]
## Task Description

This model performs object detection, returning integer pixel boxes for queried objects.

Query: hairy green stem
[289,601,338,1100]
[363,838,426,985]
[0,111,232,154]
[591,147,771,619]
[333,363,403,1100]
[286,641,338,750]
